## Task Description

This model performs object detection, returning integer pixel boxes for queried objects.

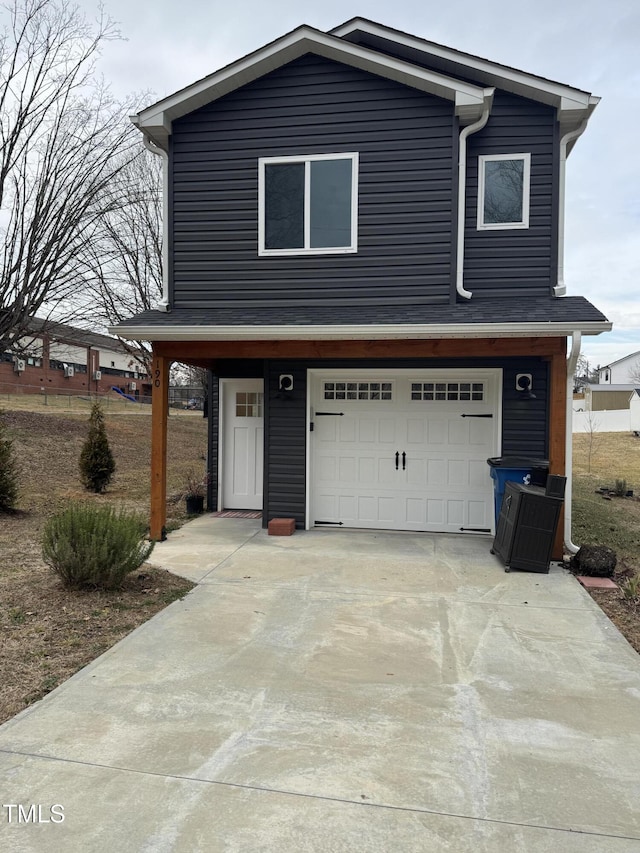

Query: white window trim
[258,152,359,256]
[477,152,531,231]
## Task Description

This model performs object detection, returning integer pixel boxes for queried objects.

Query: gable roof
[134,25,491,150]
[332,18,598,123]
[598,349,640,370]
[132,19,597,151]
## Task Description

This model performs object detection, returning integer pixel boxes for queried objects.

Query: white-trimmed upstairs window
[477,153,531,230]
[258,153,358,255]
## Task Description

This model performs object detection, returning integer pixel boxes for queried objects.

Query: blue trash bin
[487,457,549,525]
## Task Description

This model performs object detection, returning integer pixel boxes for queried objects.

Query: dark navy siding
[501,360,549,458]
[236,358,547,527]
[464,92,558,298]
[264,362,308,527]
[171,54,456,309]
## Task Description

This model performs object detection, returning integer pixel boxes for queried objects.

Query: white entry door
[310,370,500,534]
[222,379,264,510]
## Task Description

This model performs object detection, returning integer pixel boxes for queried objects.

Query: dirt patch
[588,590,640,655]
[0,407,206,724]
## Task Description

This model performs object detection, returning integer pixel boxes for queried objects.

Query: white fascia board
[111,321,612,342]
[134,26,486,148]
[332,19,594,113]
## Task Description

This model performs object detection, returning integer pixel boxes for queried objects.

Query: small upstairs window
[477,153,530,230]
[258,153,358,255]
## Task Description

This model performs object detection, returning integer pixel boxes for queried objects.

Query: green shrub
[80,402,115,493]
[0,409,18,511]
[621,575,640,604]
[42,503,154,589]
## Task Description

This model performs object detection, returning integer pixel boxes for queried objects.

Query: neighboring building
[0,317,151,399]
[597,351,640,384]
[114,18,611,549]
[584,384,637,412]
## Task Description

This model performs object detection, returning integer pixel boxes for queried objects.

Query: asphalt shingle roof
[115,296,608,330]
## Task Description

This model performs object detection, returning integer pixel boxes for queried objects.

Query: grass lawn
[572,431,640,652]
[0,404,206,724]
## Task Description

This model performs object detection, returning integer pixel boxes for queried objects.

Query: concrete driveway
[1,517,640,852]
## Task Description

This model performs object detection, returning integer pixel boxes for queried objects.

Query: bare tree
[0,0,138,351]
[583,411,602,474]
[82,149,163,369]
[574,353,598,392]
[627,359,640,385]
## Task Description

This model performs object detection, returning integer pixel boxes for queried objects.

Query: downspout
[456,89,494,300]
[564,331,582,554]
[554,119,589,297]
[142,135,171,313]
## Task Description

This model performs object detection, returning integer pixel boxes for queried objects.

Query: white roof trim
[331,18,599,118]
[134,26,488,149]
[111,321,611,342]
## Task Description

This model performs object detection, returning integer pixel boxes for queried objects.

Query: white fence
[572,409,630,433]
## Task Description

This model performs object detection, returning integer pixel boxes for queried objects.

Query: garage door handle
[395,451,399,470]
[402,451,406,470]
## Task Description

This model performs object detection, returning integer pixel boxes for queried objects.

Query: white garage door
[310,370,500,534]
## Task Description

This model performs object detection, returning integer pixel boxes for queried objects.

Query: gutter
[132,117,171,313]
[109,320,611,341]
[564,331,582,554]
[554,119,589,296]
[456,88,494,300]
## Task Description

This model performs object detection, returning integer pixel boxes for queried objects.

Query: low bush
[42,503,154,589]
[621,575,640,605]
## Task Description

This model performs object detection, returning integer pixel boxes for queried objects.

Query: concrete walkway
[1,517,640,851]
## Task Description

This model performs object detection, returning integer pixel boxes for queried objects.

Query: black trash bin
[487,456,549,525]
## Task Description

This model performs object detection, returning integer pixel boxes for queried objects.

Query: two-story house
[597,351,640,385]
[114,19,611,550]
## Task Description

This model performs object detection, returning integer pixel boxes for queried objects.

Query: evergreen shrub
[42,503,154,589]
[0,410,18,511]
[80,402,115,493]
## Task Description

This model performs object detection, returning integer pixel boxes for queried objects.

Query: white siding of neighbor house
[598,353,640,384]
[98,350,142,373]
[13,337,44,357]
[49,342,87,364]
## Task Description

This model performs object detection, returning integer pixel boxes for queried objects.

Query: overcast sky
[79,0,638,369]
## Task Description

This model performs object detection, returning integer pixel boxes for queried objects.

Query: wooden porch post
[150,349,170,541]
[548,339,567,559]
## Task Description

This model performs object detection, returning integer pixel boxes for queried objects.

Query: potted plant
[183,470,209,514]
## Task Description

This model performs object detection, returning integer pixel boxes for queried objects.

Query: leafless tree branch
[0,0,139,350]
